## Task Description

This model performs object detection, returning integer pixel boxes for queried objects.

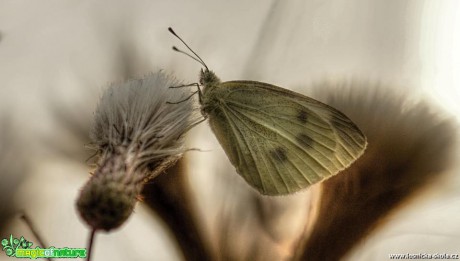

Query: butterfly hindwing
[206,81,367,195]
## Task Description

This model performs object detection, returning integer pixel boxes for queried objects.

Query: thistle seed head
[77,71,198,231]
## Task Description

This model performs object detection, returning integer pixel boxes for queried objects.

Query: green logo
[1,235,86,259]
[1,235,33,257]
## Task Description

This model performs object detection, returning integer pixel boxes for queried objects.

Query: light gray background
[1,1,459,260]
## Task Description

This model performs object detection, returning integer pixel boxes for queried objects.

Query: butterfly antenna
[168,27,209,71]
[172,46,205,67]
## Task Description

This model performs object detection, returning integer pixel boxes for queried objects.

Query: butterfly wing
[204,81,367,195]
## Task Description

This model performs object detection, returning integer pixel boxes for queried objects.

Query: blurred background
[0,1,459,260]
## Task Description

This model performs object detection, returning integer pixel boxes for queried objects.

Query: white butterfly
[169,28,367,195]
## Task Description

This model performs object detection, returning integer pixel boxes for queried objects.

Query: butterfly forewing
[205,81,367,195]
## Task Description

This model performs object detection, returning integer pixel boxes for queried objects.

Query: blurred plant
[129,81,459,261]
[294,82,458,260]
[0,118,29,233]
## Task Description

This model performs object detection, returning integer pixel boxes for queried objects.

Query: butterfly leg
[166,90,199,104]
[167,83,202,104]
[169,83,198,89]
[195,83,204,104]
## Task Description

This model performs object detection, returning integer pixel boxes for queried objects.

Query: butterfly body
[199,69,367,195]
[168,27,366,195]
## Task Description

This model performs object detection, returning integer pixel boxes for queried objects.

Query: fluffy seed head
[77,71,198,231]
[90,71,196,172]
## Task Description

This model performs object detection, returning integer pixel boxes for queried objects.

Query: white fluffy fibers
[77,71,197,231]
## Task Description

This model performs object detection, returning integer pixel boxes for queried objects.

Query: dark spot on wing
[297,110,309,124]
[296,133,315,147]
[270,147,288,162]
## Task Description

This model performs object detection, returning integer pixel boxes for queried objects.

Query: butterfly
[168,27,367,196]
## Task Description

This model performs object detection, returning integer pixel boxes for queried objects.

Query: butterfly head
[200,68,221,88]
